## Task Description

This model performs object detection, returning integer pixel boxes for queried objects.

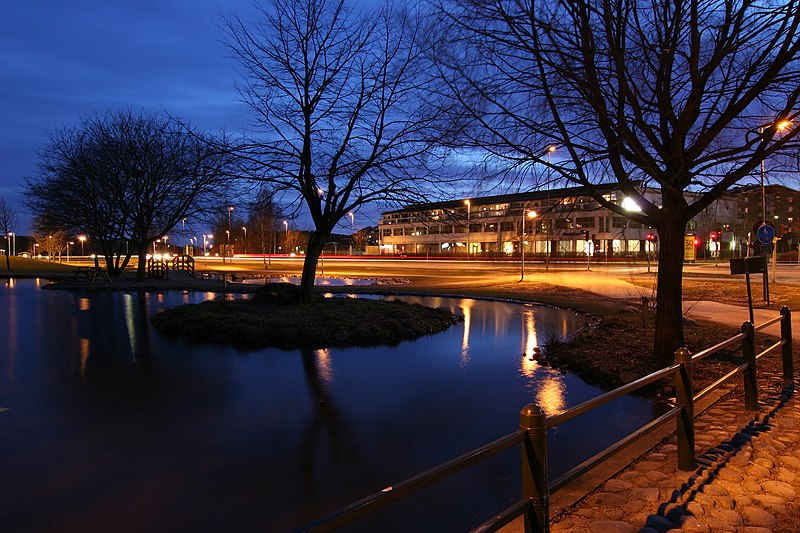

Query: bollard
[781,307,794,390]
[741,322,759,411]
[674,346,695,471]
[520,404,549,533]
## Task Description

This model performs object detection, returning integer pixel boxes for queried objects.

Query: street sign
[756,222,775,244]
[729,256,766,275]
[760,244,774,255]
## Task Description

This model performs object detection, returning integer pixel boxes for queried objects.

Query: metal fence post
[674,346,695,471]
[520,404,549,533]
[781,307,794,390]
[741,321,759,411]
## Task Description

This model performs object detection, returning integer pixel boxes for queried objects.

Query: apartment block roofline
[382,182,627,215]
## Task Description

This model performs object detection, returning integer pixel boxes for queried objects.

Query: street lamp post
[67,241,73,262]
[242,226,247,254]
[545,145,556,271]
[283,220,289,253]
[78,235,86,256]
[348,212,355,255]
[464,199,471,260]
[520,209,538,281]
[226,206,234,264]
[757,120,791,289]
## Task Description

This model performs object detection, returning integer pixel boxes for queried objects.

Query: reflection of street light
[520,210,538,281]
[464,199,471,260]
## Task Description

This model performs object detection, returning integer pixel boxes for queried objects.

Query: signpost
[729,256,767,324]
[753,221,774,305]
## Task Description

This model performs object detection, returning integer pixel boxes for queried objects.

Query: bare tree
[0,196,18,270]
[223,0,455,303]
[437,0,800,362]
[248,187,283,268]
[27,110,233,280]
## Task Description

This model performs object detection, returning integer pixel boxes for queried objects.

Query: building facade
[378,184,743,259]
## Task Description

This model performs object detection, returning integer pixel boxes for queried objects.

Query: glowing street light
[348,212,355,255]
[520,210,538,281]
[242,226,247,254]
[464,199,471,260]
[78,235,86,256]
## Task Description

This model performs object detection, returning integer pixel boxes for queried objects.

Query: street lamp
[242,226,247,254]
[757,119,791,287]
[78,235,86,256]
[544,145,557,272]
[226,206,234,263]
[7,232,14,257]
[348,212,355,255]
[67,241,73,262]
[464,199,471,260]
[520,209,538,281]
[283,220,289,253]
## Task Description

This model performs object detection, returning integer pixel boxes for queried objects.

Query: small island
[151,283,461,349]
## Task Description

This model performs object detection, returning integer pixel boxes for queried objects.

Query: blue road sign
[757,223,775,245]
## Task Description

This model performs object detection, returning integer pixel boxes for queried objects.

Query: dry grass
[629,275,800,309]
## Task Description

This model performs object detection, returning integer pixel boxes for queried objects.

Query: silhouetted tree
[223,0,456,303]
[26,110,233,280]
[437,0,800,362]
[0,196,18,270]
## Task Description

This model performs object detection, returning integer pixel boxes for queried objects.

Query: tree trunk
[299,231,328,304]
[136,242,150,282]
[652,217,687,364]
[4,249,10,271]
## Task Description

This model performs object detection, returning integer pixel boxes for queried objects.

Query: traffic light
[582,230,589,241]
[646,233,657,242]
[694,237,701,247]
[709,231,718,242]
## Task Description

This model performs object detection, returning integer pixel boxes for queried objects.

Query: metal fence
[297,307,794,533]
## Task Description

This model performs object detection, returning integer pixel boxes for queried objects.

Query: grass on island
[152,284,461,349]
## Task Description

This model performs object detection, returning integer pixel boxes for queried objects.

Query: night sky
[1,1,379,235]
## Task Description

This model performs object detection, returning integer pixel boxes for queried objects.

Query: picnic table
[72,266,112,287]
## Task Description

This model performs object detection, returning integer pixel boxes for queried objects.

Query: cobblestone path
[553,371,800,533]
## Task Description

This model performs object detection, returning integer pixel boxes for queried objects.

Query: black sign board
[729,256,767,275]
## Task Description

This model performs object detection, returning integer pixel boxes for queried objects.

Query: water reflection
[0,280,659,532]
[460,298,473,367]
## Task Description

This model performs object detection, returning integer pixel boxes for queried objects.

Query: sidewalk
[547,372,799,533]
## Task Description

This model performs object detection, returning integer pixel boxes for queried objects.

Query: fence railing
[297,307,794,533]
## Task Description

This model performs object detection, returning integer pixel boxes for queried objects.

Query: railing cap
[674,346,692,363]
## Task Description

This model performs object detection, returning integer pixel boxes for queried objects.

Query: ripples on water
[0,278,659,532]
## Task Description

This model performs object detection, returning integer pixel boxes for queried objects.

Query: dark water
[0,279,658,532]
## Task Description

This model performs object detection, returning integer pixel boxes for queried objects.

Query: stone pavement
[551,370,800,533]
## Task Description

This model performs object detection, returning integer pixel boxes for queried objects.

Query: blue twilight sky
[0,0,383,235]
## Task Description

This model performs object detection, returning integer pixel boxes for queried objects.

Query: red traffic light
[646,233,657,242]
[709,232,718,242]
[694,238,701,246]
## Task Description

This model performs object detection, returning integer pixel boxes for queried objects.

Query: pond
[0,279,659,532]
